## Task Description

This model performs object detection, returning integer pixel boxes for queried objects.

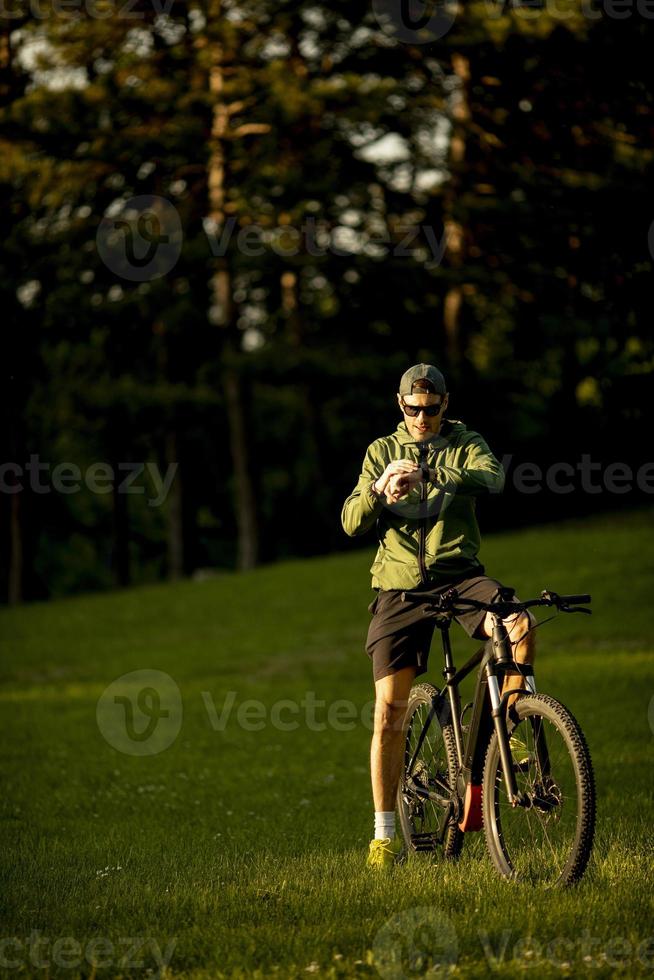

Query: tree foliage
[1,1,651,601]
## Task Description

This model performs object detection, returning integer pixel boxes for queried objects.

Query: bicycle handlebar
[535,591,592,612]
[410,587,592,618]
[549,593,591,606]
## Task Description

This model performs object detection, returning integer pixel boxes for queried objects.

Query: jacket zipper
[417,444,429,583]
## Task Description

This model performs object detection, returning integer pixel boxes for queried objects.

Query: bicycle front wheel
[483,693,595,886]
[397,682,463,860]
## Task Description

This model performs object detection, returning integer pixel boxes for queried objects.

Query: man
[341,363,535,870]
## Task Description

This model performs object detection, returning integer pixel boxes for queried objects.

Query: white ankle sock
[374,811,395,840]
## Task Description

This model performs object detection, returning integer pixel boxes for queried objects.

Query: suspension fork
[486,617,521,805]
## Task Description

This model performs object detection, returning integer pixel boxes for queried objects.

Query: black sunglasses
[401,399,444,418]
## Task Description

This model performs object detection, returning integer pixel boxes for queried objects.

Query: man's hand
[374,460,419,504]
[386,468,423,502]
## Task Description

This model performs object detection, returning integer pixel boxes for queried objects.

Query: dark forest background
[1,0,652,603]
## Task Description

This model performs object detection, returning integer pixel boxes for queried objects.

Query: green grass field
[1,510,654,978]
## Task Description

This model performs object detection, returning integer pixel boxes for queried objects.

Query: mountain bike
[396,587,596,886]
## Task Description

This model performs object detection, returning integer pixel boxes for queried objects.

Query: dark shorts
[366,574,516,683]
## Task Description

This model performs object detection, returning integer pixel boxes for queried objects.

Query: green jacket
[341,419,505,590]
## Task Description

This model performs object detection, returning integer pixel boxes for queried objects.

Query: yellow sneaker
[366,835,404,870]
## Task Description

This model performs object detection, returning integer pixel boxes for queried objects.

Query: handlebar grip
[560,594,591,605]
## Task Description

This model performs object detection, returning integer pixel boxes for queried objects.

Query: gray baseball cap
[398,363,447,396]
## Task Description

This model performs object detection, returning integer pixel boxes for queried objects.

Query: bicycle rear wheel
[397,682,463,860]
[483,693,595,886]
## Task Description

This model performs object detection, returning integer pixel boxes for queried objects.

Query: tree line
[1,0,652,602]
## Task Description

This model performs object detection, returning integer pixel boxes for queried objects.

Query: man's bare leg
[371,665,417,815]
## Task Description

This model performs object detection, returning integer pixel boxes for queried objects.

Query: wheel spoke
[398,686,463,860]
[484,695,594,886]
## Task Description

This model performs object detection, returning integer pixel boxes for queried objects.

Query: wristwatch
[420,461,431,484]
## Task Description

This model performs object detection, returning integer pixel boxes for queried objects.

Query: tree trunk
[166,429,184,580]
[443,52,470,364]
[111,462,130,587]
[8,492,22,605]
[206,30,259,571]
[281,270,327,517]
[6,365,25,604]
[223,370,259,570]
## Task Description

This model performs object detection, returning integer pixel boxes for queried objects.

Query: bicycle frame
[443,614,536,810]
[405,613,537,831]
[402,586,591,852]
